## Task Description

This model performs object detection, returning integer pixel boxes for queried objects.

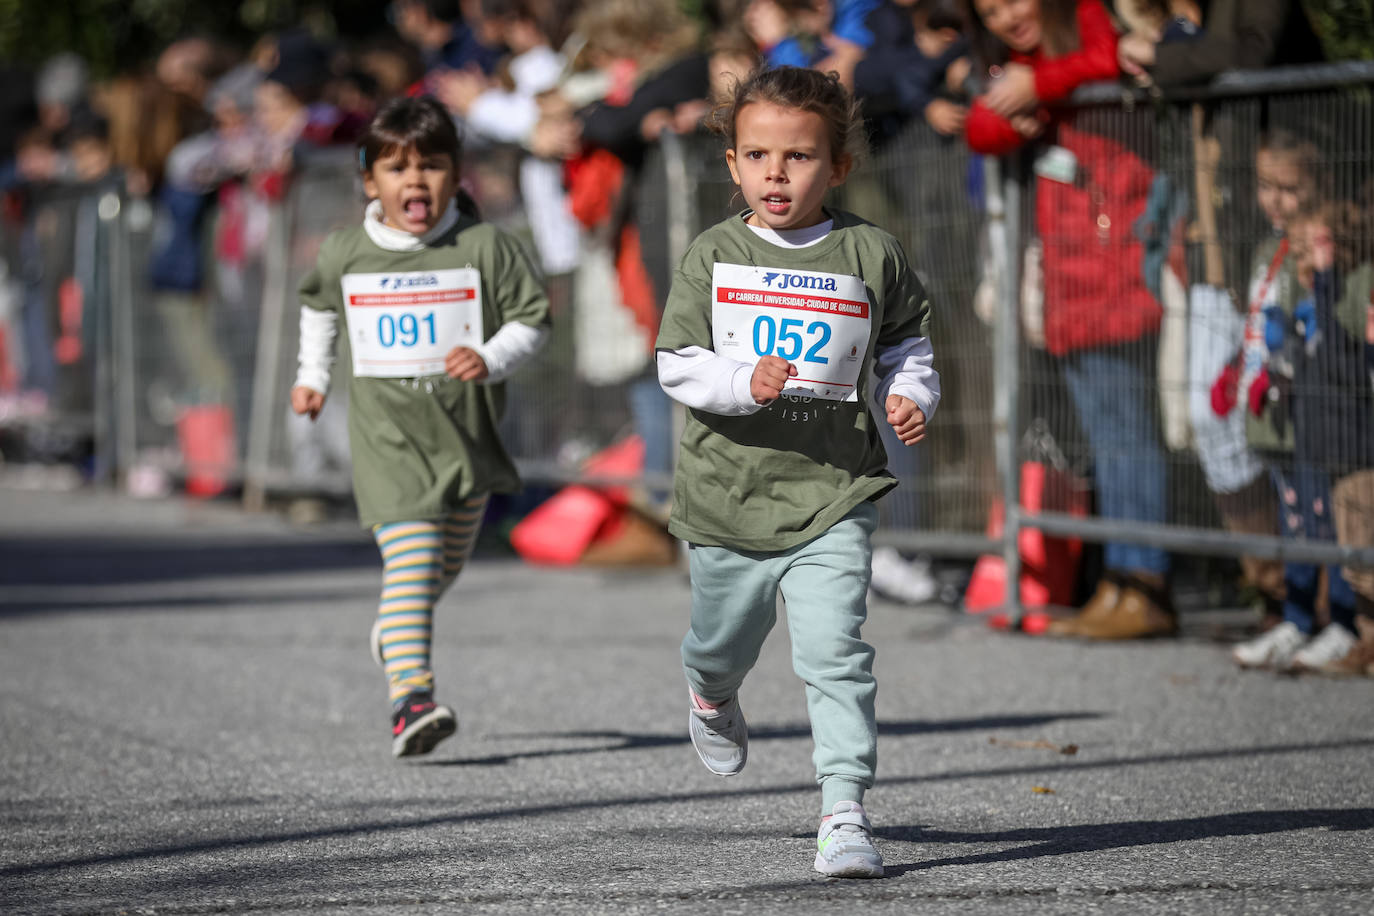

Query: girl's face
[974,0,1043,53]
[363,145,459,235]
[725,102,851,232]
[1256,149,1311,233]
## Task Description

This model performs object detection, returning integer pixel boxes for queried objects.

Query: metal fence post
[242,201,291,512]
[986,155,1023,621]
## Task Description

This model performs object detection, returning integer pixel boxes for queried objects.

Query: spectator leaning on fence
[656,66,940,878]
[852,0,971,140]
[963,0,1179,639]
[290,96,550,757]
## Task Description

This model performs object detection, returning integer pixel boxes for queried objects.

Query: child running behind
[290,96,549,757]
[656,66,941,877]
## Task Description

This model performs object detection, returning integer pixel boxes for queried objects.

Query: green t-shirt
[1244,236,1302,455]
[656,209,932,552]
[299,216,549,527]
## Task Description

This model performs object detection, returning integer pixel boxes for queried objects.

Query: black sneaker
[391,693,457,758]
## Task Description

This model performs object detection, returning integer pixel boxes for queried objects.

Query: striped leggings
[371,495,488,703]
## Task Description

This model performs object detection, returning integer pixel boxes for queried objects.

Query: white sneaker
[814,801,884,878]
[688,693,747,776]
[1289,624,1357,672]
[870,547,938,605]
[1232,621,1307,669]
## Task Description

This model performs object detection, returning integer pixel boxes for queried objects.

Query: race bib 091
[711,262,871,401]
[342,268,483,378]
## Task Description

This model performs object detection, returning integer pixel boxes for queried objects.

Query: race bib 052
[342,268,483,378]
[711,262,871,401]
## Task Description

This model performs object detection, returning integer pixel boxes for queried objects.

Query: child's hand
[291,385,325,420]
[924,99,968,136]
[445,346,490,381]
[983,62,1038,116]
[751,355,797,405]
[1010,113,1045,139]
[885,395,927,445]
[945,57,972,94]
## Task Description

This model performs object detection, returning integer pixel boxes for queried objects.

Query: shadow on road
[438,712,1105,766]
[880,807,1374,874]
[0,535,379,588]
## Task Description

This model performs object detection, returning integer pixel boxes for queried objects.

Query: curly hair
[706,66,867,167]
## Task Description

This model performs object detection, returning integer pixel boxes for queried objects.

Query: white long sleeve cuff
[873,336,941,421]
[294,305,338,394]
[657,346,762,415]
[474,321,548,382]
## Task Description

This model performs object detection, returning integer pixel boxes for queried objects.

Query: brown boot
[1075,573,1177,640]
[1047,575,1122,636]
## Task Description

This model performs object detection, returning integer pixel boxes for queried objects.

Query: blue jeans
[1272,463,1356,633]
[1060,344,1170,576]
[629,371,673,508]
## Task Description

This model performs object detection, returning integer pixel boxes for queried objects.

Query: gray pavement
[1,482,1371,915]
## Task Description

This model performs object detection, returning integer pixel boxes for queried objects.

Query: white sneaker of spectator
[869,546,939,605]
[1288,623,1358,673]
[1231,621,1307,669]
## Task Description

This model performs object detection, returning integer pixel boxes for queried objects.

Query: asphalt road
[1,484,1371,915]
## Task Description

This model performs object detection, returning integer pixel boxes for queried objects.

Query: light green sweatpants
[682,501,878,812]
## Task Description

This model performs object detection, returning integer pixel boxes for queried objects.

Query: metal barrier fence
[3,62,1373,615]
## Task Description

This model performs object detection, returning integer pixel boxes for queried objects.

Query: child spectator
[744,0,881,87]
[854,0,970,139]
[656,67,940,876]
[392,0,505,82]
[1231,185,1367,672]
[290,96,549,756]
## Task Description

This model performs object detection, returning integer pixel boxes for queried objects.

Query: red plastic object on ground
[508,436,645,566]
[176,404,237,499]
[963,461,1089,616]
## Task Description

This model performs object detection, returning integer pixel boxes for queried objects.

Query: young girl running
[291,96,549,757]
[656,66,941,878]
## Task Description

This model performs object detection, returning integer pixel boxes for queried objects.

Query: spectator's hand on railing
[672,99,711,134]
[1010,113,1046,140]
[885,395,927,446]
[446,346,490,382]
[529,115,581,159]
[750,355,797,405]
[291,386,326,421]
[924,100,968,136]
[945,57,972,95]
[641,108,676,143]
[983,62,1038,117]
[1117,32,1158,83]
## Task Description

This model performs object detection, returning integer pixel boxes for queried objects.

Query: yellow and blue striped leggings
[371,495,488,703]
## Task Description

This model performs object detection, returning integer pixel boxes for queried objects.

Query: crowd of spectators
[1,0,1372,675]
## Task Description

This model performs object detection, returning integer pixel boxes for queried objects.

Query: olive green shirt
[299,216,549,527]
[656,210,932,552]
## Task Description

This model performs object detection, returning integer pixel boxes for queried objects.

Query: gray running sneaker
[814,801,884,878]
[688,693,747,776]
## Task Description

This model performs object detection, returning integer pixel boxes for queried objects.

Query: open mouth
[403,196,433,223]
[761,194,791,214]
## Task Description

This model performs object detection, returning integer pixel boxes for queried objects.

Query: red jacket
[964,0,1120,156]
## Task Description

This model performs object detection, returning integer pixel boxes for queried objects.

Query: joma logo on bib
[379,274,439,290]
[760,271,838,292]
